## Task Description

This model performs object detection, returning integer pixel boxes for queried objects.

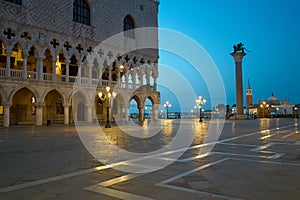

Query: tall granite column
[231,52,246,116]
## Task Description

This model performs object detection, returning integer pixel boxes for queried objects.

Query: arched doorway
[72,92,86,122]
[11,87,36,125]
[44,90,64,124]
[77,103,85,121]
[129,96,140,121]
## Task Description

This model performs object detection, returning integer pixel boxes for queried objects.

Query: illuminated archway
[44,90,64,124]
[11,87,36,125]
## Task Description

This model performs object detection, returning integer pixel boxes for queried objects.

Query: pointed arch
[44,89,65,124]
[9,86,39,104]
[70,91,88,122]
[10,87,38,125]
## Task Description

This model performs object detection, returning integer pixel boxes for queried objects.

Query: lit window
[123,15,135,38]
[3,0,22,5]
[73,0,90,25]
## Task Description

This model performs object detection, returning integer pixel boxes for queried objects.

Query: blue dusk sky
[156,0,300,112]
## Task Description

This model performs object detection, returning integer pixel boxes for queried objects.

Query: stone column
[3,103,11,127]
[108,66,112,85]
[152,63,158,91]
[52,57,57,82]
[64,104,70,125]
[124,103,129,122]
[65,60,70,83]
[138,71,143,87]
[132,72,136,89]
[36,57,44,81]
[22,52,28,79]
[138,106,145,121]
[125,73,129,89]
[88,63,93,85]
[77,65,82,84]
[35,103,44,126]
[231,52,246,116]
[118,70,122,88]
[5,46,12,78]
[152,104,160,121]
[98,67,103,86]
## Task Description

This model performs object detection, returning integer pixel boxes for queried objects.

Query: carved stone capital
[230,52,246,63]
[34,102,45,108]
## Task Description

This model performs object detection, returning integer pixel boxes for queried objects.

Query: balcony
[0,68,156,92]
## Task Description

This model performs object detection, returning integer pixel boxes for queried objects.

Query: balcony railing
[81,77,89,85]
[10,69,23,79]
[43,73,52,81]
[0,68,5,77]
[0,69,156,92]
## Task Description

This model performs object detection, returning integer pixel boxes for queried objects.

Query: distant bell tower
[246,79,252,107]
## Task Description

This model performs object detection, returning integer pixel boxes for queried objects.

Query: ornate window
[123,15,135,38]
[73,0,90,25]
[3,0,22,5]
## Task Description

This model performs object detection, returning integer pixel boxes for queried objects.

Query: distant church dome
[269,92,277,101]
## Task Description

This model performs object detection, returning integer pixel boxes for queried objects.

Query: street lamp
[260,101,269,118]
[164,101,171,119]
[196,96,206,122]
[294,107,298,119]
[98,86,116,128]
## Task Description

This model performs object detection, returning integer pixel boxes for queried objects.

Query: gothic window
[73,0,90,25]
[3,0,22,5]
[123,15,135,38]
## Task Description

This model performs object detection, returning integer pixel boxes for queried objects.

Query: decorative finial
[247,79,251,89]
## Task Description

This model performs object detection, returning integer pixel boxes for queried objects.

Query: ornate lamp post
[260,101,269,118]
[196,96,206,122]
[164,101,171,119]
[98,86,116,128]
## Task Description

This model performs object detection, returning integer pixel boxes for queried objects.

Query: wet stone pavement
[0,118,300,200]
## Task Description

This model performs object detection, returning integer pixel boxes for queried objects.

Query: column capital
[230,52,246,63]
[2,102,12,107]
[34,102,44,108]
[152,104,160,109]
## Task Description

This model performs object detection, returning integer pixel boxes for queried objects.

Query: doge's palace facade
[0,0,160,127]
